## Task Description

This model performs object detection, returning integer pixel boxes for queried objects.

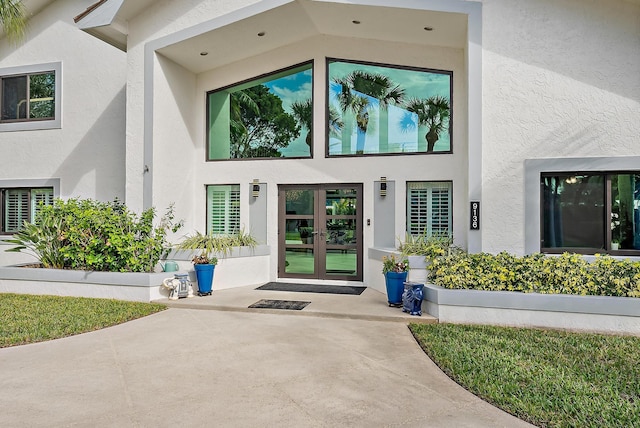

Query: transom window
[541,172,640,253]
[1,187,54,234]
[207,62,313,160]
[1,71,55,122]
[407,181,452,236]
[206,185,240,235]
[327,59,452,156]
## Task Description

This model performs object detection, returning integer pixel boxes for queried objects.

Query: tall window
[327,59,452,156]
[206,185,240,235]
[1,71,55,122]
[207,62,313,160]
[407,182,452,236]
[542,173,640,253]
[1,187,53,233]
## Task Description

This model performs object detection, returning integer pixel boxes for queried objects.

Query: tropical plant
[290,98,312,150]
[229,85,300,158]
[403,95,451,152]
[176,229,258,261]
[6,199,182,272]
[333,70,405,153]
[0,0,26,43]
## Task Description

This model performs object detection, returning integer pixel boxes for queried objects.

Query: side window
[541,173,640,253]
[207,61,313,160]
[206,185,240,235]
[1,72,55,122]
[407,181,452,236]
[1,187,54,233]
[0,62,61,132]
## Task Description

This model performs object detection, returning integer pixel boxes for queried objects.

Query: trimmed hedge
[429,252,640,298]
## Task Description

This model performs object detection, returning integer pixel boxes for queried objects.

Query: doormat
[248,299,311,310]
[256,282,366,295]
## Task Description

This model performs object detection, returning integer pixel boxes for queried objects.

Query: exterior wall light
[380,176,387,197]
[252,179,260,198]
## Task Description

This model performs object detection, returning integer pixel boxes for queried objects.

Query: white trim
[0,62,62,132]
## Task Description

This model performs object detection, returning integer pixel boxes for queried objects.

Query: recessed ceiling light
[424,26,433,31]
[257,31,266,37]
[200,52,208,56]
[352,20,361,24]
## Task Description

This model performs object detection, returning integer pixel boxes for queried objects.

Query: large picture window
[206,185,240,235]
[327,59,452,156]
[407,182,452,236]
[542,173,640,253]
[1,187,53,234]
[207,62,313,160]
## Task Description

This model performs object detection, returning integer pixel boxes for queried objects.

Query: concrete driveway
[0,308,532,427]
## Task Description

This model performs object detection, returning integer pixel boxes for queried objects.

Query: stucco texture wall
[0,0,127,201]
[0,0,127,266]
[481,0,640,254]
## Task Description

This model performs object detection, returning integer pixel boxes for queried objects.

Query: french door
[278,184,363,281]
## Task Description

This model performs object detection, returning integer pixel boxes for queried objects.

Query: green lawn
[410,323,640,428]
[0,293,166,347]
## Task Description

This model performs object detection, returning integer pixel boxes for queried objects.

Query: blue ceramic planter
[384,271,408,306]
[194,263,215,296]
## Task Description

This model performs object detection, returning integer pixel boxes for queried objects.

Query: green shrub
[430,252,640,298]
[7,198,181,272]
[176,228,258,259]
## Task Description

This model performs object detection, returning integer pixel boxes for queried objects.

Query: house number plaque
[470,201,480,230]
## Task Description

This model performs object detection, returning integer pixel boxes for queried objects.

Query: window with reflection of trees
[207,62,313,160]
[542,173,640,253]
[327,59,452,156]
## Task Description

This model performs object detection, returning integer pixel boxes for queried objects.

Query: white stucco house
[1,0,639,292]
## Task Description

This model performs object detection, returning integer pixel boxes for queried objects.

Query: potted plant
[382,254,409,307]
[611,240,620,251]
[176,229,258,296]
[191,253,218,296]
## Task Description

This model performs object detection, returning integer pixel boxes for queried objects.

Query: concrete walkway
[0,286,533,427]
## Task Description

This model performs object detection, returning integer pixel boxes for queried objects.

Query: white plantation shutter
[31,188,54,221]
[407,182,452,236]
[2,187,54,233]
[207,185,240,235]
[4,189,29,232]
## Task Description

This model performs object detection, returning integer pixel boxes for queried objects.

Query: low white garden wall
[0,245,271,302]
[425,284,640,336]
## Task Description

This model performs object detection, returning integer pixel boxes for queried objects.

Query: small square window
[1,187,54,234]
[1,72,55,122]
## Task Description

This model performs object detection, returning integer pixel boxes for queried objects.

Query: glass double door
[278,184,363,281]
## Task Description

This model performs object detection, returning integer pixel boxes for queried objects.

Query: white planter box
[0,245,271,302]
[424,284,640,336]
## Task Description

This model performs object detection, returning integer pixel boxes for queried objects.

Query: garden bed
[424,284,640,335]
[0,245,271,302]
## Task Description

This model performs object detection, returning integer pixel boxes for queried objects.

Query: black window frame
[0,187,54,234]
[540,171,640,255]
[0,70,56,123]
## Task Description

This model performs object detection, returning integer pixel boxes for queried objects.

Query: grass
[0,293,166,348]
[410,323,640,428]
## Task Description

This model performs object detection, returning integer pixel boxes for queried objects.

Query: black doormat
[248,299,311,310]
[256,282,366,295]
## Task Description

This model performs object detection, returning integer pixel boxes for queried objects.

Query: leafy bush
[398,233,462,263]
[7,198,181,272]
[430,252,640,298]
